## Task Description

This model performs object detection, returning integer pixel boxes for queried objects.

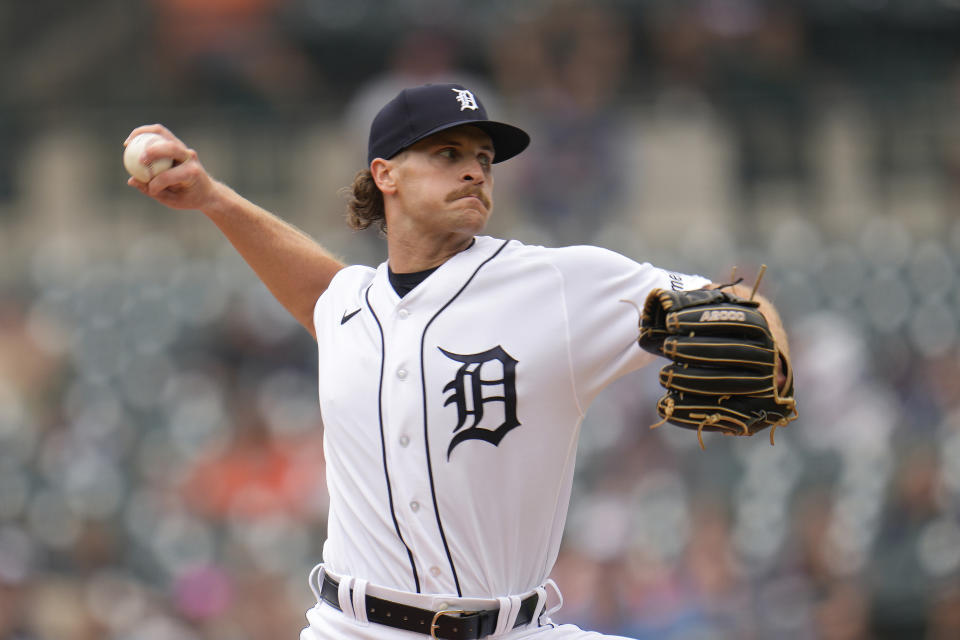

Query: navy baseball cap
[367,83,530,165]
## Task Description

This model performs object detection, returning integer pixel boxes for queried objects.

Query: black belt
[319,573,540,639]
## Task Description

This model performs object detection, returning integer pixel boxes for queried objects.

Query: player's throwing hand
[123,124,221,212]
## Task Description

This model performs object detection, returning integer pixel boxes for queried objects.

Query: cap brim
[395,119,530,164]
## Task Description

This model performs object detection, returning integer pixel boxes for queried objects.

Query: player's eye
[439,148,458,160]
[478,154,492,169]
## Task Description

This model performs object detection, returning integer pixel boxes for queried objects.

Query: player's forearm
[202,181,345,337]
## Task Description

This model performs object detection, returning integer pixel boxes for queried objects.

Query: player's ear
[370,158,399,195]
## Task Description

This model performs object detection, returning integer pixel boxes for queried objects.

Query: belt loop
[307,564,326,604]
[337,576,355,619]
[493,595,521,635]
[352,578,369,626]
[532,585,548,625]
[541,579,564,619]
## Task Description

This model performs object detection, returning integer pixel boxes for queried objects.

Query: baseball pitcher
[126,83,796,639]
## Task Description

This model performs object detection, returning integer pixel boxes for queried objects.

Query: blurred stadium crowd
[2,0,960,638]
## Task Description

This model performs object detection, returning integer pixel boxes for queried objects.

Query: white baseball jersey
[312,235,709,600]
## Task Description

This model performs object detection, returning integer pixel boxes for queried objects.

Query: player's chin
[451,202,490,227]
[458,209,490,234]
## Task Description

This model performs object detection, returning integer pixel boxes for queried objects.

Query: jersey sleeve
[548,245,710,409]
[312,265,377,345]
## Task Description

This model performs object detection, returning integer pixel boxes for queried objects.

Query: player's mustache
[446,187,491,210]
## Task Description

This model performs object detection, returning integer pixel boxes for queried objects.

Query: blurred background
[2,0,960,638]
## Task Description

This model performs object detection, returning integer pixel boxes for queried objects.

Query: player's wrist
[199,180,242,218]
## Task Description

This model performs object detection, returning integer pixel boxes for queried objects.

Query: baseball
[123,133,174,182]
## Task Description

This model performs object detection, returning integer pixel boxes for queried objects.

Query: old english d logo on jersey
[439,345,520,458]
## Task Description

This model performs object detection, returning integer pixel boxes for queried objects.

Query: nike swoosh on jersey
[341,308,361,325]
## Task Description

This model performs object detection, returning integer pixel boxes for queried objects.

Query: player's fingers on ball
[146,161,199,196]
[173,147,199,167]
[124,124,164,146]
[126,177,148,192]
[124,124,184,147]
[140,139,188,165]
[145,169,182,196]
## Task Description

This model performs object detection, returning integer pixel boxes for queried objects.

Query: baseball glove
[637,286,797,449]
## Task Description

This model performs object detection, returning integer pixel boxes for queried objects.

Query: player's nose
[461,159,486,182]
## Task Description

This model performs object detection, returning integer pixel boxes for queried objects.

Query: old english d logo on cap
[367,83,530,165]
[452,88,479,111]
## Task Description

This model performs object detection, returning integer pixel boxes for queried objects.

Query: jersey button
[398,309,410,319]
[399,435,410,447]
[430,567,442,577]
[409,501,420,512]
[397,368,407,379]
